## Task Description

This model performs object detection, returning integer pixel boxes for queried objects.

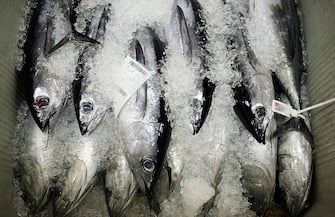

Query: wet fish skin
[117,26,168,196]
[166,0,213,134]
[73,5,111,135]
[53,157,98,217]
[14,109,51,214]
[275,95,313,217]
[105,153,137,217]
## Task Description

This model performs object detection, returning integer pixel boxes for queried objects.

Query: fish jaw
[105,154,138,217]
[54,159,98,217]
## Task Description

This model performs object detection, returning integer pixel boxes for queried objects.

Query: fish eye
[141,158,155,173]
[192,99,202,112]
[81,101,93,114]
[34,96,49,109]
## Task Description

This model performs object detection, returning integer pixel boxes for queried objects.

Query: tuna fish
[117,26,171,203]
[232,28,275,144]
[274,94,313,217]
[166,0,215,134]
[72,4,111,135]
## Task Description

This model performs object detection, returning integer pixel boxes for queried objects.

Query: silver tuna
[72,5,111,135]
[275,95,313,217]
[117,26,170,198]
[166,0,214,134]
[232,27,275,144]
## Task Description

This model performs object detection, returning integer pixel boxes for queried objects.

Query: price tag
[272,100,299,118]
[111,56,154,116]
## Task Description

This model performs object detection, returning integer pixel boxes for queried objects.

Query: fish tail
[47,31,100,55]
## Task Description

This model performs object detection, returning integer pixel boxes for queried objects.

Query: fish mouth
[190,121,201,135]
[35,110,57,132]
[139,177,152,195]
[79,122,88,135]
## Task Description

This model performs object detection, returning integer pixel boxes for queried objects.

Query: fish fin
[44,16,56,56]
[273,117,314,146]
[69,0,81,29]
[47,31,100,55]
[195,77,216,134]
[176,5,192,57]
[164,165,173,191]
[232,85,265,144]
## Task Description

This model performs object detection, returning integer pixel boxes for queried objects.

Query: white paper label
[111,56,154,116]
[272,100,299,118]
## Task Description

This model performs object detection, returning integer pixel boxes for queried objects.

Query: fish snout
[79,122,88,135]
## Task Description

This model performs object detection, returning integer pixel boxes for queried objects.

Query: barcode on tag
[111,56,155,116]
[272,100,298,118]
[129,59,148,76]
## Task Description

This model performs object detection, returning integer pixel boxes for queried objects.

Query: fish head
[75,93,107,135]
[32,86,64,131]
[189,91,204,134]
[125,137,157,195]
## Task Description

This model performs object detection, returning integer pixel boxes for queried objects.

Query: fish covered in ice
[14,106,52,214]
[166,0,215,134]
[117,26,171,203]
[72,4,111,135]
[20,0,98,132]
[247,0,303,110]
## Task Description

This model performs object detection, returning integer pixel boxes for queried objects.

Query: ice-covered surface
[13,0,310,216]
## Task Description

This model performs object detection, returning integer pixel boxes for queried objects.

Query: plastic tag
[111,56,154,116]
[272,100,299,118]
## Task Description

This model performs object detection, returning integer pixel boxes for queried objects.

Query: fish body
[105,152,137,217]
[247,0,303,110]
[166,0,214,134]
[72,5,111,135]
[117,26,169,197]
[14,108,52,214]
[275,95,313,217]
